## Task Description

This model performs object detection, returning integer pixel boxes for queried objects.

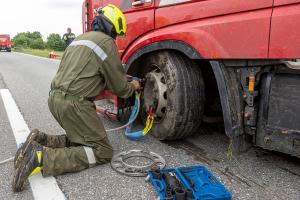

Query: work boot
[12,141,43,192]
[14,129,47,169]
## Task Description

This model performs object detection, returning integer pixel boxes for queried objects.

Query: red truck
[82,0,300,157]
[0,34,12,52]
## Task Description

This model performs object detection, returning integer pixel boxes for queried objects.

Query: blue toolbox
[147,166,232,200]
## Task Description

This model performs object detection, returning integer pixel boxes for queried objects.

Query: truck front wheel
[141,51,205,140]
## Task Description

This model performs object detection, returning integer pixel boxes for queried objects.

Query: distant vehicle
[82,1,300,158]
[0,34,12,52]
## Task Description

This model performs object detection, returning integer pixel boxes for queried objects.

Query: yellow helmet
[102,4,126,36]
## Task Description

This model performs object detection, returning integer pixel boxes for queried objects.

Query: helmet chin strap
[91,14,117,39]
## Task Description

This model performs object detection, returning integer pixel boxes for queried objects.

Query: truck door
[269,0,300,58]
[83,0,103,33]
[102,0,155,57]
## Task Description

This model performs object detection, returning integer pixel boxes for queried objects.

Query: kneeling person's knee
[94,147,113,164]
[90,137,113,165]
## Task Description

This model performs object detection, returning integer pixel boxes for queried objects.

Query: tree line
[12,31,66,51]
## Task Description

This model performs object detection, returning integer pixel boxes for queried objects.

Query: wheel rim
[110,149,166,177]
[143,69,168,122]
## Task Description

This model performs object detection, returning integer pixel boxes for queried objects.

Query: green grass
[13,48,64,59]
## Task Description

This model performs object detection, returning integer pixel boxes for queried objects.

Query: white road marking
[0,89,65,200]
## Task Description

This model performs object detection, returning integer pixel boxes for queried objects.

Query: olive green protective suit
[43,31,134,176]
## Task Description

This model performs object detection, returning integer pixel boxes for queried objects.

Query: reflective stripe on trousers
[83,146,96,167]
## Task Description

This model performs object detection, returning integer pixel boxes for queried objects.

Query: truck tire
[7,49,11,52]
[141,51,205,140]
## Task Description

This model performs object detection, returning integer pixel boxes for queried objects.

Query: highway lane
[0,87,33,200]
[0,52,62,134]
[0,52,299,200]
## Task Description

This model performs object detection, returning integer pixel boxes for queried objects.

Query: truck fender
[124,40,202,70]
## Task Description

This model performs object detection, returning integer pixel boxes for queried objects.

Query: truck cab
[82,0,300,158]
[0,34,11,52]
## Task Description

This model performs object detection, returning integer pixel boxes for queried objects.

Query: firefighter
[62,27,76,47]
[12,4,140,192]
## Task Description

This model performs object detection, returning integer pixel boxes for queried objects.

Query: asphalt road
[0,52,299,200]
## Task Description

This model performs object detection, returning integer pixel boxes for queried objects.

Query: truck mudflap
[210,61,252,153]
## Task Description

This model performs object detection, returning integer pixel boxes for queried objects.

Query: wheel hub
[143,70,167,118]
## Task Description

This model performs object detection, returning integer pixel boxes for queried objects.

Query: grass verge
[13,48,64,60]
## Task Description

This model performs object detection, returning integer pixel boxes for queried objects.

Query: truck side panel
[269,1,300,58]
[155,0,273,28]
[122,9,272,62]
[274,0,300,6]
[152,0,273,58]
[256,73,300,156]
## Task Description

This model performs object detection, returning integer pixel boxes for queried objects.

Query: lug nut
[244,112,252,119]
[264,136,271,144]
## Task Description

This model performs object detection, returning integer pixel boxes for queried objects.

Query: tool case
[147,166,232,200]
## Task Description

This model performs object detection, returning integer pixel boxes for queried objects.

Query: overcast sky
[0,0,83,40]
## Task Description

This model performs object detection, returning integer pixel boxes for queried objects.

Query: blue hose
[124,93,145,140]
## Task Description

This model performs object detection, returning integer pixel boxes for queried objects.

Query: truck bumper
[0,46,10,51]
